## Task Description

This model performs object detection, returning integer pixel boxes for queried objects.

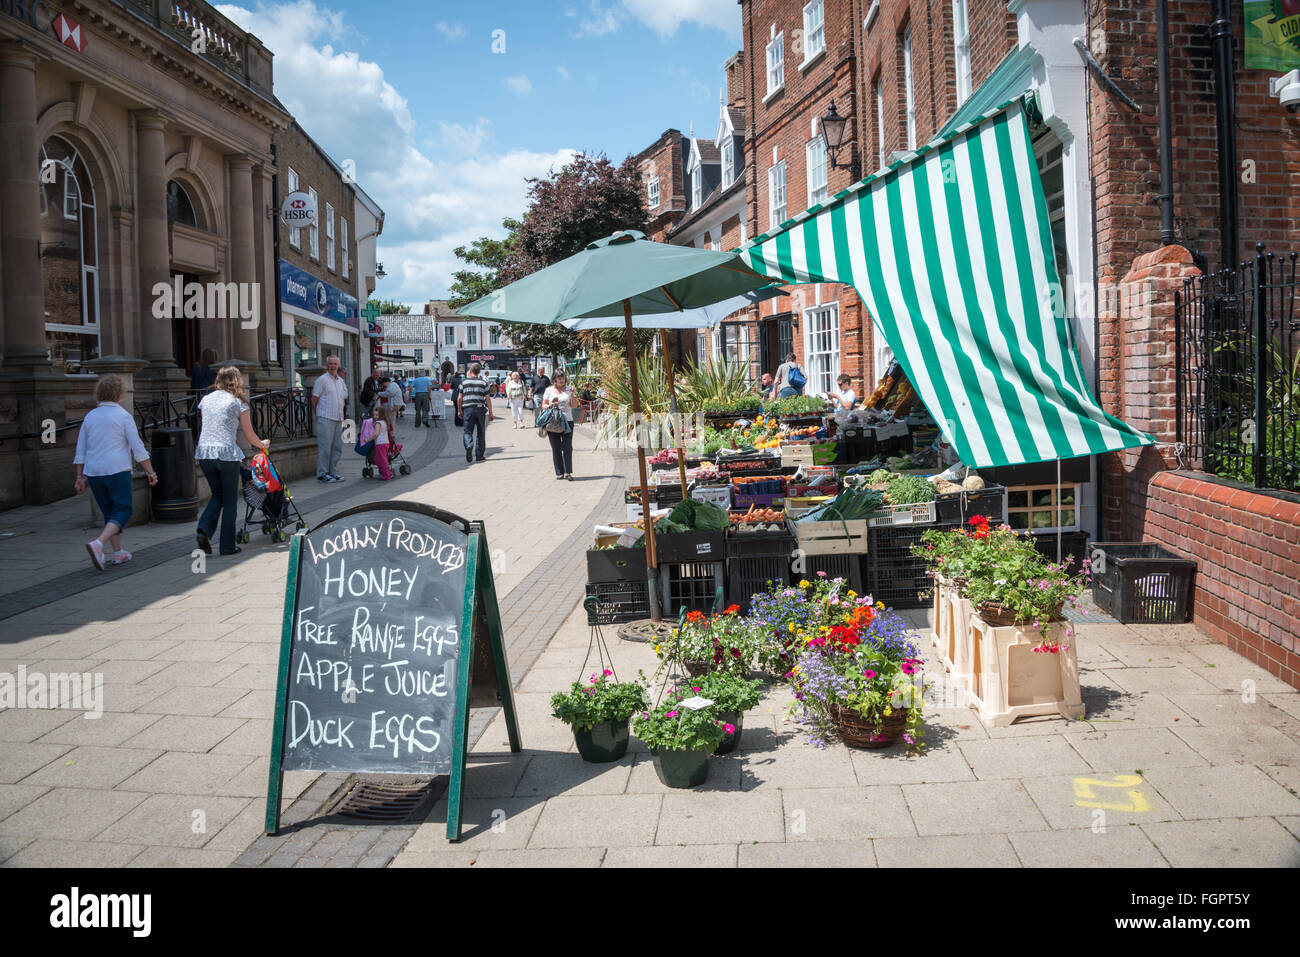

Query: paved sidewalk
[0,400,621,867]
[391,604,1300,868]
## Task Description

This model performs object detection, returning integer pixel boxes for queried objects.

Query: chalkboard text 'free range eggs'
[282,513,471,774]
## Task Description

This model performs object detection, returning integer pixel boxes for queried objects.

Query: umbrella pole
[660,329,689,491]
[627,300,662,620]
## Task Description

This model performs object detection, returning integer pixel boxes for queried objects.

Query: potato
[962,475,986,492]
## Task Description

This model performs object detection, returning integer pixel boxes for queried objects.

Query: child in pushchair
[238,450,307,544]
[356,406,411,480]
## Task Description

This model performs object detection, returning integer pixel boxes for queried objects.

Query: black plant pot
[573,718,630,763]
[713,711,744,755]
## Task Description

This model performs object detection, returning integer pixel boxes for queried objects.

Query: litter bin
[151,427,198,522]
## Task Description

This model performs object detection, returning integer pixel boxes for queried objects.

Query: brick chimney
[724,51,745,111]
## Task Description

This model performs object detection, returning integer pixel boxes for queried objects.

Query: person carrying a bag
[539,370,580,480]
[773,352,806,399]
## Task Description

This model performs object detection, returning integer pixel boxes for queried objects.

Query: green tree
[446,152,651,361]
[371,298,410,314]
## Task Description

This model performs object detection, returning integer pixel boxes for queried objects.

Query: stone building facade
[0,0,290,508]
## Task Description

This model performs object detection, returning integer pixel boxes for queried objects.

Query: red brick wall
[637,130,687,243]
[1143,471,1300,689]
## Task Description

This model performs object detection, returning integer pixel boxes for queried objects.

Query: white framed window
[341,218,349,279]
[954,0,972,105]
[63,171,79,219]
[803,301,840,396]
[721,138,734,189]
[414,348,424,363]
[874,78,885,169]
[802,1,825,63]
[325,202,335,271]
[308,186,319,260]
[40,137,100,369]
[806,136,828,206]
[466,324,478,346]
[766,31,784,96]
[489,325,501,345]
[1006,484,1081,533]
[648,175,660,209]
[768,160,787,227]
[286,167,300,248]
[444,325,456,346]
[903,26,916,150]
[692,167,702,208]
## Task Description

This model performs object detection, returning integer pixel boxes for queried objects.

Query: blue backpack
[787,365,806,393]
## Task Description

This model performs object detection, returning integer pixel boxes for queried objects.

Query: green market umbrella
[459,230,774,619]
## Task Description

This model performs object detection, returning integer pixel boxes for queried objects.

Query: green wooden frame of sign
[264,501,522,842]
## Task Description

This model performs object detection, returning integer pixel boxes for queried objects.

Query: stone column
[227,155,261,368]
[134,111,179,376]
[0,42,47,366]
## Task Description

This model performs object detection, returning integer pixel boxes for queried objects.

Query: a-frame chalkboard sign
[265,501,521,841]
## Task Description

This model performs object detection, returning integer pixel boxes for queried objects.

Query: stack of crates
[866,521,961,609]
[726,530,794,613]
[660,561,725,617]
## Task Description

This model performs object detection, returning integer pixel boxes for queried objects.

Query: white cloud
[567,0,623,37]
[502,74,533,95]
[216,2,572,302]
[435,21,467,42]
[556,65,572,80]
[621,0,739,37]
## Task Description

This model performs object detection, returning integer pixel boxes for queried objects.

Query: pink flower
[602,669,612,676]
[666,710,679,718]
[722,723,736,735]
[692,686,701,692]
[864,669,878,680]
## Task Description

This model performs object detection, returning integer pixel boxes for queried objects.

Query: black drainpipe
[1209,0,1238,271]
[271,142,284,380]
[1156,0,1176,246]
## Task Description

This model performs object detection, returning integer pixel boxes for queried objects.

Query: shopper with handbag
[539,370,580,480]
[773,352,806,399]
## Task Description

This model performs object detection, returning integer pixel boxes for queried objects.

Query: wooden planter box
[786,517,869,556]
[964,612,1084,727]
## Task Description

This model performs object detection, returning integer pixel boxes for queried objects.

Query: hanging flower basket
[650,746,712,788]
[683,659,711,677]
[713,711,744,755]
[572,718,631,763]
[828,704,908,749]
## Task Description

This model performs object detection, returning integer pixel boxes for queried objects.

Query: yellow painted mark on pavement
[1072,774,1150,813]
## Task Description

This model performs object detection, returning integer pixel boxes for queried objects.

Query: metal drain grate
[330,779,437,824]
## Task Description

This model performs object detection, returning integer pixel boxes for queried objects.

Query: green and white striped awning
[742,98,1153,468]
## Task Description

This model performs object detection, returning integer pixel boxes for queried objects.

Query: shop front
[279,258,360,383]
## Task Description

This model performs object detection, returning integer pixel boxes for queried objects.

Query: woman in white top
[195,366,268,556]
[830,374,857,411]
[73,374,158,571]
[505,372,528,428]
[542,371,581,480]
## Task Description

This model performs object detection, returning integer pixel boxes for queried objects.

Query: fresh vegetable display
[766,395,830,417]
[797,486,885,524]
[884,474,937,505]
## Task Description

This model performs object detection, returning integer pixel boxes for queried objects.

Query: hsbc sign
[1,2,83,52]
[280,190,318,229]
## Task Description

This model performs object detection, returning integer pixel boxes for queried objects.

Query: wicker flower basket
[975,601,1064,627]
[683,660,711,678]
[828,704,908,749]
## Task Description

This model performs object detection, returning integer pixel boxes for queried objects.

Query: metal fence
[1176,245,1299,492]
[135,387,314,445]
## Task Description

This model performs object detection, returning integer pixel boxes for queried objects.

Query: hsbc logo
[280,190,318,228]
[52,13,84,51]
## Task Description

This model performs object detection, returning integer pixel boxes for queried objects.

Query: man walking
[410,370,433,427]
[531,366,551,426]
[312,355,349,482]
[457,363,494,463]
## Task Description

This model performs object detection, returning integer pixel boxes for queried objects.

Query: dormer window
[692,167,702,209]
[721,138,734,189]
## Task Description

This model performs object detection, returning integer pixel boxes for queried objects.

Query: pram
[354,427,412,479]
[238,450,307,544]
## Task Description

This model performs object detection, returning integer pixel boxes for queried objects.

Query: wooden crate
[779,444,813,469]
[787,517,869,555]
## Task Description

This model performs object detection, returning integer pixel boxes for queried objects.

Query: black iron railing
[135,387,314,445]
[1176,245,1299,492]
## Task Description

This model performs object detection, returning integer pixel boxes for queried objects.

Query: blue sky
[217,1,743,307]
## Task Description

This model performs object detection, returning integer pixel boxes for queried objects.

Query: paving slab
[602,843,739,867]
[781,785,917,841]
[1103,665,1224,696]
[128,846,241,867]
[957,735,1093,780]
[1170,724,1300,767]
[514,753,634,798]
[901,780,1050,836]
[405,797,545,854]
[1008,826,1169,867]
[0,787,148,840]
[1140,764,1300,820]
[738,839,876,867]
[0,742,73,785]
[1019,772,1183,829]
[25,746,163,789]
[1140,817,1300,867]
[873,832,1020,867]
[123,714,246,753]
[1065,728,1211,771]
[0,707,80,743]
[118,751,256,794]
[655,791,784,845]
[96,793,253,849]
[392,847,607,867]
[735,739,859,790]
[1163,693,1296,728]
[0,839,145,868]
[528,793,662,848]
[850,743,976,785]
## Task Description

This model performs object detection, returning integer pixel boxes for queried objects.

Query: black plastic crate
[1032,531,1091,574]
[660,561,725,617]
[1091,542,1196,624]
[933,484,1007,525]
[586,547,648,584]
[865,521,960,609]
[655,484,684,507]
[797,553,866,594]
[654,530,726,563]
[726,530,795,558]
[585,580,651,624]
[726,554,792,613]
